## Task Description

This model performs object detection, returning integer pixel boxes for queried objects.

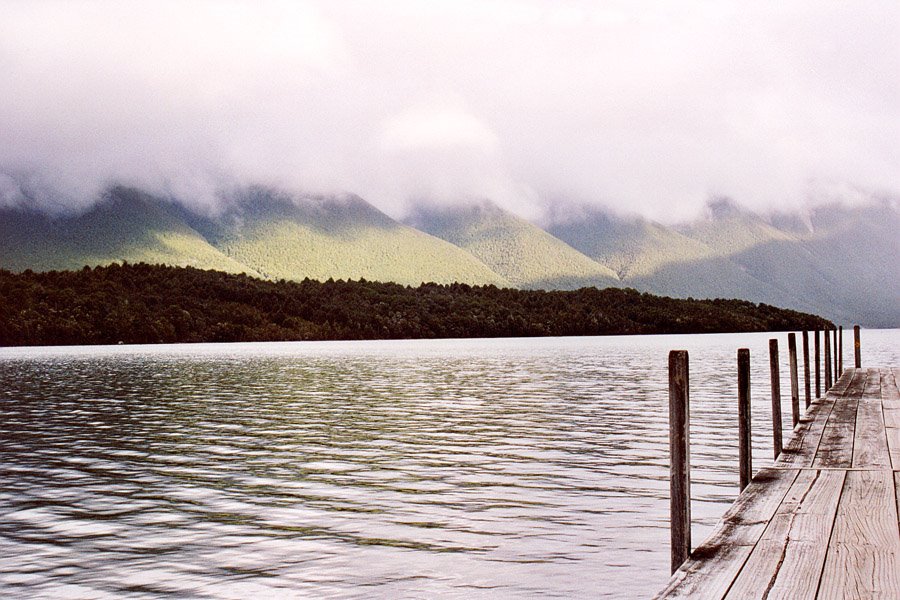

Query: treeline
[0,263,832,346]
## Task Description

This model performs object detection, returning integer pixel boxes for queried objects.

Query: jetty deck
[656,367,900,599]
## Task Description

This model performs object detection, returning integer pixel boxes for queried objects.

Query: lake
[1,329,897,598]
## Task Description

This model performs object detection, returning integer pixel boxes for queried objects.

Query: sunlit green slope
[0,187,256,275]
[407,201,620,290]
[191,188,509,287]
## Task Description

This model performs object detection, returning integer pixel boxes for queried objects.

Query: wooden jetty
[657,333,900,598]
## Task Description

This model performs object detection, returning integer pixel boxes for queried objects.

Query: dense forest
[0,263,832,346]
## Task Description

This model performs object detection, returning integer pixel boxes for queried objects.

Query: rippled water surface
[2,329,897,599]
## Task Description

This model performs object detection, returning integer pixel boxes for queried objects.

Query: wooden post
[854,325,861,368]
[788,333,800,428]
[838,326,843,375]
[824,329,832,391]
[669,350,691,573]
[738,348,752,492]
[769,339,783,460]
[802,330,811,409]
[814,330,821,398]
[832,329,838,381]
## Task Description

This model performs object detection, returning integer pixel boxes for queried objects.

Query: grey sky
[0,0,897,221]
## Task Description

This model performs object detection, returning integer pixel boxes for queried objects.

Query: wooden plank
[884,370,900,470]
[813,370,867,468]
[853,380,891,468]
[655,469,800,599]
[724,469,845,600]
[775,396,836,468]
[827,368,854,397]
[864,368,883,398]
[818,470,900,599]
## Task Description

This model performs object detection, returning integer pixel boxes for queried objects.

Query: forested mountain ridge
[406,200,620,289]
[0,187,255,276]
[182,188,510,286]
[0,263,832,346]
[546,198,899,327]
[0,186,896,326]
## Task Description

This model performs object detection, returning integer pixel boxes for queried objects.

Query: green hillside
[711,201,900,327]
[408,201,620,289]
[546,206,813,311]
[0,187,255,276]
[190,188,509,287]
[547,198,900,327]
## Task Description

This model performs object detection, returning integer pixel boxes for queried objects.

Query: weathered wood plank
[813,370,867,468]
[827,368,854,397]
[884,372,900,470]
[853,391,891,469]
[775,396,836,468]
[654,468,800,599]
[864,368,883,399]
[818,470,900,599]
[657,368,900,599]
[723,469,844,600]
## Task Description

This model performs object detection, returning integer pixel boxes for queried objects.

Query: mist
[1,0,897,223]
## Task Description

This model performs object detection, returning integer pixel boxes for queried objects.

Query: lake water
[1,329,897,599]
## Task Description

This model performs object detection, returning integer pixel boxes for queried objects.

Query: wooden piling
[854,325,861,368]
[838,326,843,375]
[832,329,838,380]
[788,333,800,427]
[814,330,821,398]
[769,339,783,459]
[737,348,752,492]
[802,330,811,408]
[668,350,691,574]
[824,329,832,391]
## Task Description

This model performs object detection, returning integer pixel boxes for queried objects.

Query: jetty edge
[656,326,900,598]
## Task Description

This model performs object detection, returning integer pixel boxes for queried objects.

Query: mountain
[1,185,895,326]
[186,188,509,287]
[547,198,900,327]
[545,205,812,311]
[0,187,254,275]
[406,201,620,289]
[680,199,900,327]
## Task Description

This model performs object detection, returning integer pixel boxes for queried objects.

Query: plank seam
[711,469,801,600]
[805,398,838,467]
[760,470,821,600]
[881,374,896,471]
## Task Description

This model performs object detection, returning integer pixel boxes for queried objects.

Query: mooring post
[824,330,832,391]
[769,339,783,460]
[854,325,861,368]
[814,330,821,398]
[802,330,811,408]
[832,329,838,381]
[738,348,752,492]
[669,350,691,574]
[838,326,843,375]
[788,333,800,427]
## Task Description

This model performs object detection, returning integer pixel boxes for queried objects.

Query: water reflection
[1,330,897,598]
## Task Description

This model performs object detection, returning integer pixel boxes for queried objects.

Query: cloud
[0,0,897,221]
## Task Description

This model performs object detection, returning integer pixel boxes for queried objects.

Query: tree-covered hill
[0,187,255,276]
[188,188,509,286]
[0,263,832,346]
[407,200,620,289]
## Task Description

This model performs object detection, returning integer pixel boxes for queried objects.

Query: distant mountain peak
[704,196,746,220]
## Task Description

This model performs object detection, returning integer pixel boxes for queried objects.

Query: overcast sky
[0,0,897,221]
